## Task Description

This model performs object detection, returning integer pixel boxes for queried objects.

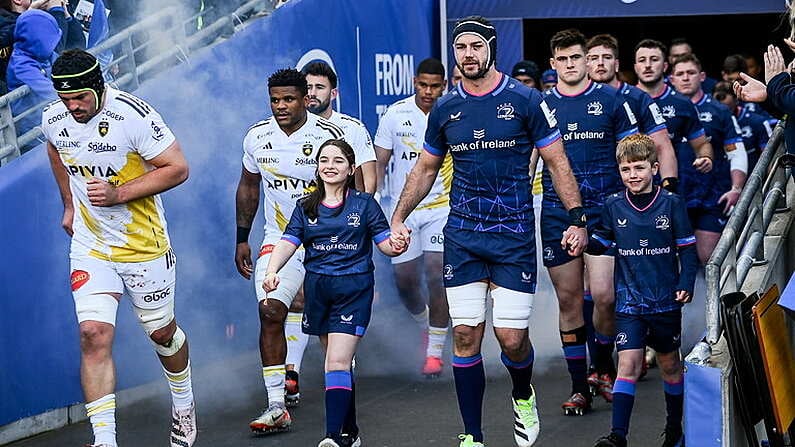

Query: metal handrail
[701,123,788,347]
[0,0,272,166]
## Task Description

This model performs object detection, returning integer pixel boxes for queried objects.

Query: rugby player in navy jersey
[588,134,698,447]
[263,139,407,447]
[390,15,586,447]
[670,54,747,264]
[586,34,678,189]
[713,81,774,171]
[542,28,639,414]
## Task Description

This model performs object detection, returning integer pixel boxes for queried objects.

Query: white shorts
[254,242,305,306]
[70,248,177,323]
[392,207,448,264]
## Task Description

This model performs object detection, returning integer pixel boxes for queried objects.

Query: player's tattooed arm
[46,141,74,236]
[235,167,261,279]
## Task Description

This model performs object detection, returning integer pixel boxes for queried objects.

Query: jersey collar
[456,73,508,99]
[552,80,596,99]
[625,186,661,212]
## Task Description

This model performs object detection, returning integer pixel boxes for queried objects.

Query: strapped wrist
[236,226,251,244]
[568,206,587,228]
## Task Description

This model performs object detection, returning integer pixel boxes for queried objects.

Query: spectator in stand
[734,43,795,164]
[0,0,57,93]
[6,8,60,136]
[743,53,762,80]
[51,0,84,53]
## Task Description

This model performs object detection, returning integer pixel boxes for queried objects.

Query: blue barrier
[0,0,438,426]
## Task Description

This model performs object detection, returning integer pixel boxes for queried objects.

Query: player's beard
[459,60,489,80]
[638,73,663,88]
[307,97,330,115]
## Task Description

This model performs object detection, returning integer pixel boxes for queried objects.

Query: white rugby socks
[85,393,117,447]
[263,364,286,408]
[285,312,309,373]
[427,326,449,358]
[163,361,194,410]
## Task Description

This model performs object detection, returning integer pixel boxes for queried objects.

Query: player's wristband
[236,226,251,244]
[568,206,587,228]
[661,177,679,194]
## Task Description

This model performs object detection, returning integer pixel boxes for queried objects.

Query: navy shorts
[615,310,682,354]
[687,206,727,233]
[540,206,613,268]
[443,227,537,293]
[302,271,374,337]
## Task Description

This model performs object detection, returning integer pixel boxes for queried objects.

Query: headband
[52,60,105,110]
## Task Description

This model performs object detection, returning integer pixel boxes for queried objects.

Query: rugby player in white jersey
[302,61,377,193]
[43,50,195,447]
[374,58,451,377]
[235,68,345,434]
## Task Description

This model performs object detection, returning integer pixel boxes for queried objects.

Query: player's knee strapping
[446,282,488,327]
[75,293,119,325]
[491,287,533,329]
[136,301,185,356]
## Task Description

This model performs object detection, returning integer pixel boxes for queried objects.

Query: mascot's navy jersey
[542,81,639,209]
[424,74,560,233]
[592,188,697,315]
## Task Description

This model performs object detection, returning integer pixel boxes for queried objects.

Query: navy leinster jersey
[282,190,390,275]
[618,81,667,135]
[542,81,639,208]
[424,74,561,232]
[736,104,774,167]
[591,188,698,315]
[681,93,743,208]
[649,85,705,145]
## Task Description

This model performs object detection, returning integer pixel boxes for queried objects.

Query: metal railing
[698,123,791,350]
[0,0,273,166]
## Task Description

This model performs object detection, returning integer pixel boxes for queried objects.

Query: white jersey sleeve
[117,92,176,160]
[328,111,376,165]
[374,108,394,150]
[242,121,267,174]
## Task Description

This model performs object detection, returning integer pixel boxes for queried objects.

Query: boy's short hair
[671,53,702,71]
[616,134,657,164]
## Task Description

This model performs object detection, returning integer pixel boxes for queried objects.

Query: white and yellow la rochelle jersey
[374,95,452,210]
[327,110,376,165]
[41,87,177,263]
[242,113,344,243]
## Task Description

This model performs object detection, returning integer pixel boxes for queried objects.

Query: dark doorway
[522,13,786,81]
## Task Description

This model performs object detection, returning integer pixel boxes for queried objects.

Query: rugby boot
[597,373,615,403]
[285,370,300,407]
[458,434,485,447]
[561,392,591,416]
[340,431,362,447]
[594,433,627,447]
[422,356,443,378]
[171,403,197,447]
[587,370,600,396]
[512,385,540,446]
[249,404,291,434]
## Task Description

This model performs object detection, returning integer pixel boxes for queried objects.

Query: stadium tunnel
[443,0,785,81]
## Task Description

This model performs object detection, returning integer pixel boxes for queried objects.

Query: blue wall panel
[0,0,438,425]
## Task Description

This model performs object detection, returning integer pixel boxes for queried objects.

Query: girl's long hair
[302,139,357,220]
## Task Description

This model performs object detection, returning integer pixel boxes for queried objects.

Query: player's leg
[694,229,721,265]
[548,258,591,414]
[649,310,684,447]
[492,289,538,447]
[314,272,373,447]
[392,215,428,322]
[444,228,490,445]
[585,254,617,403]
[489,230,541,445]
[124,249,196,447]
[691,207,724,265]
[423,214,449,377]
[542,207,591,414]
[250,250,303,433]
[594,313,644,447]
[71,255,123,447]
[285,286,309,407]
